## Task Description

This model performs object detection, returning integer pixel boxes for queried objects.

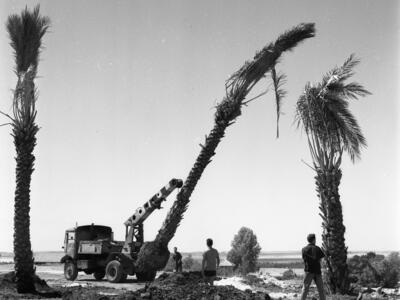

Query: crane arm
[122,178,183,255]
[124,178,183,227]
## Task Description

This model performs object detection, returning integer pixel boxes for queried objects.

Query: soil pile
[140,271,271,300]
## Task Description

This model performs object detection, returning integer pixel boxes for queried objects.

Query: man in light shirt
[202,238,220,286]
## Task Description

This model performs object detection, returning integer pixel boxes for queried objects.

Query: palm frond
[217,23,314,126]
[6,5,50,73]
[323,93,367,161]
[296,55,370,164]
[271,66,287,138]
[273,23,316,53]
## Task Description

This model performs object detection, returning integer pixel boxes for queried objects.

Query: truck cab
[61,224,123,281]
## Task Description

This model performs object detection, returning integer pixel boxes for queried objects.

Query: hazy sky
[0,0,399,253]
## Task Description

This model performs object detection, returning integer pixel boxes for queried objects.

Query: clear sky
[0,0,399,253]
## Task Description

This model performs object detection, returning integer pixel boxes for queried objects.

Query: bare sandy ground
[0,263,147,292]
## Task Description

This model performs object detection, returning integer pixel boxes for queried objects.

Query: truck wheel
[64,261,78,281]
[136,270,156,282]
[93,270,105,280]
[105,260,124,283]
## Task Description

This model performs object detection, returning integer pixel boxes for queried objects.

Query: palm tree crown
[7,5,50,74]
[6,6,50,130]
[296,55,370,166]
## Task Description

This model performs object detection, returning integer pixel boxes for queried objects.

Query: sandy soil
[0,264,147,299]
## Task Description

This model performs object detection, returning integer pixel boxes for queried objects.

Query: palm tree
[134,23,315,275]
[295,55,370,294]
[2,6,50,293]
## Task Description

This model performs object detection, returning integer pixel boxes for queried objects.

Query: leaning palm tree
[1,6,50,293]
[295,55,370,294]
[134,23,315,275]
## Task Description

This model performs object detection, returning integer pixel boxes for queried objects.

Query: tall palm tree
[2,6,50,293]
[134,23,315,274]
[295,55,370,294]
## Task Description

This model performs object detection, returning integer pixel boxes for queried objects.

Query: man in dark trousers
[202,238,220,286]
[172,247,182,272]
[300,233,326,300]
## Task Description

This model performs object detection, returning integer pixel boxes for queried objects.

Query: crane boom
[122,178,183,255]
[124,178,183,226]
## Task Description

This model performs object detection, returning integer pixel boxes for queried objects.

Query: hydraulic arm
[122,178,183,254]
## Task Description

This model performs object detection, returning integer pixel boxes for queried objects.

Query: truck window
[68,232,75,241]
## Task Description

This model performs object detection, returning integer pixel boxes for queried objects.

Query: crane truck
[60,178,183,282]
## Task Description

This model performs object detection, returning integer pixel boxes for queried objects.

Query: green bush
[182,255,202,271]
[281,269,297,280]
[182,255,194,270]
[377,252,400,288]
[227,227,261,275]
[348,252,400,288]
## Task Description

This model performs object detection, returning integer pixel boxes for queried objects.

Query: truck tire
[105,260,124,283]
[136,270,156,282]
[93,270,105,280]
[64,261,78,281]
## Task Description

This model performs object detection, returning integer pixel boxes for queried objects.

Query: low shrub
[182,255,202,271]
[281,269,297,280]
[348,252,400,288]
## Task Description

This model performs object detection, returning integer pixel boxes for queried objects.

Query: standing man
[172,247,182,272]
[202,238,220,286]
[301,233,326,300]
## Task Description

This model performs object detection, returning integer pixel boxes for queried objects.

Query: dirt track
[1,263,147,291]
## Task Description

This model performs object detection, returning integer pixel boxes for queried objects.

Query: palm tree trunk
[134,23,315,273]
[315,166,350,294]
[12,88,39,293]
[134,123,226,273]
[156,122,226,244]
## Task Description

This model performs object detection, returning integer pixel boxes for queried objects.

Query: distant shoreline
[1,250,397,265]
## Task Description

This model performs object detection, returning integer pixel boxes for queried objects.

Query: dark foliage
[7,5,50,73]
[227,227,261,274]
[348,252,400,288]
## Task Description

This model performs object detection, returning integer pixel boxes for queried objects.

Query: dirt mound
[140,272,271,300]
[154,271,204,286]
[62,272,271,299]
[0,271,61,299]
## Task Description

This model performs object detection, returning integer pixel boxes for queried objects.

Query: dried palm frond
[271,66,287,138]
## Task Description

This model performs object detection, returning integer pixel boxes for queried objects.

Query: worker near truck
[172,247,183,272]
[202,238,220,286]
[300,233,326,300]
